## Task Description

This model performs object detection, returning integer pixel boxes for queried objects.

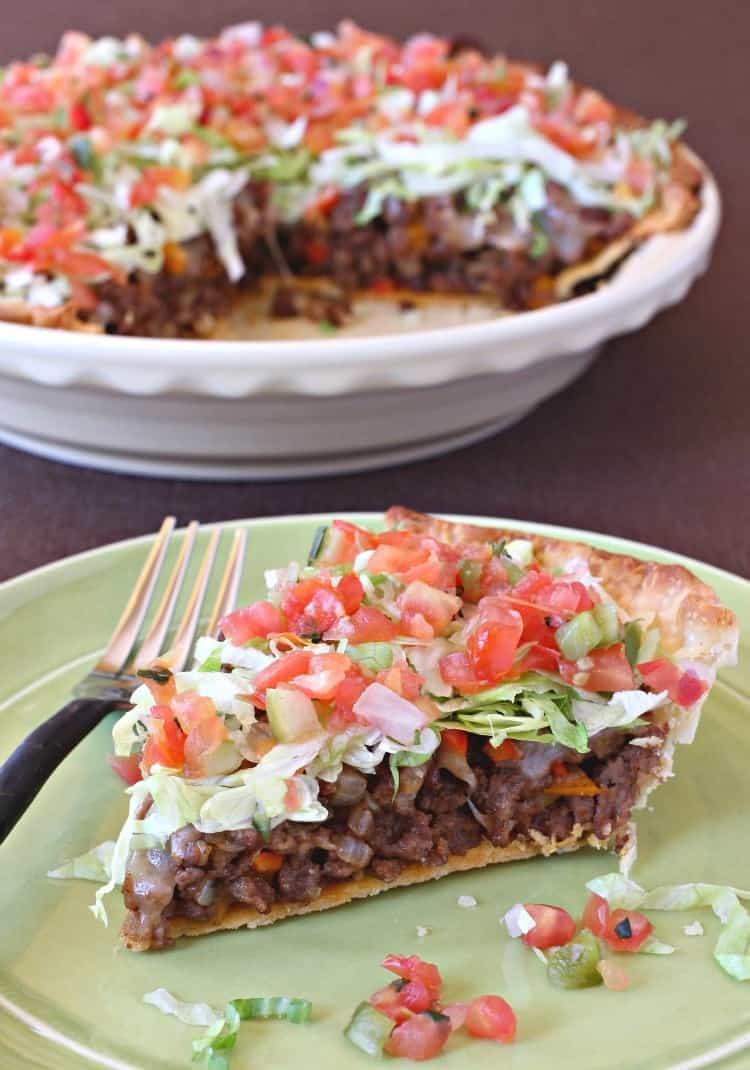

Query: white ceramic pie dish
[0,169,719,480]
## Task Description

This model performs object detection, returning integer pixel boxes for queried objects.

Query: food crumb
[416,925,431,939]
[683,920,704,937]
[457,895,477,909]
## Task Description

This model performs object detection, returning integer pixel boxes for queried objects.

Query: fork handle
[0,698,117,846]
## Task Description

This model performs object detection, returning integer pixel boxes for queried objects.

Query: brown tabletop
[1,0,748,583]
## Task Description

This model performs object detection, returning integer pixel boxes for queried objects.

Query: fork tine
[205,529,247,638]
[128,520,200,672]
[160,528,221,671]
[93,516,176,675]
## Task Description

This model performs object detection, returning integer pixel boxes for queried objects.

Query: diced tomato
[441,728,468,755]
[370,981,411,1023]
[129,166,191,208]
[381,954,442,996]
[292,651,352,700]
[330,671,369,729]
[252,850,283,874]
[423,101,470,137]
[639,659,706,708]
[371,978,433,1023]
[521,904,577,950]
[69,100,91,131]
[336,572,365,614]
[546,581,595,614]
[324,605,397,643]
[385,1011,452,1061]
[304,185,342,220]
[638,657,679,694]
[464,995,517,1044]
[574,643,634,692]
[574,88,615,126]
[603,908,653,952]
[441,1003,468,1031]
[219,600,286,644]
[106,753,142,785]
[438,651,487,695]
[484,739,521,763]
[316,519,377,565]
[367,536,457,590]
[676,669,707,707]
[478,556,509,597]
[398,581,462,640]
[252,650,313,705]
[581,893,610,938]
[516,643,570,677]
[171,690,228,777]
[281,578,345,635]
[0,227,23,257]
[142,703,186,772]
[533,114,594,157]
[467,605,523,683]
[376,665,424,701]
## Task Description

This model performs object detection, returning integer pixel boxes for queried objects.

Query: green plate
[1,514,748,1070]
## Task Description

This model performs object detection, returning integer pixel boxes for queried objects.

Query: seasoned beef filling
[122,727,664,949]
[79,179,645,337]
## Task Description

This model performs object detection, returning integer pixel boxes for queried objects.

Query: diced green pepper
[458,559,483,602]
[592,602,620,646]
[547,929,603,989]
[555,611,602,661]
[230,996,312,1024]
[624,621,642,667]
[344,1001,393,1057]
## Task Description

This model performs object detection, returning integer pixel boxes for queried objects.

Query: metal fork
[0,518,247,845]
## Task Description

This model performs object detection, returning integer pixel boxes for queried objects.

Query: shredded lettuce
[143,988,222,1027]
[144,988,311,1070]
[587,873,750,980]
[347,642,394,673]
[47,840,115,882]
[438,673,588,751]
[389,744,434,797]
[570,689,667,736]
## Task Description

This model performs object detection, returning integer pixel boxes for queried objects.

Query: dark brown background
[1,1,748,582]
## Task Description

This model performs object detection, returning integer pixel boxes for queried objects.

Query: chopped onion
[438,743,477,791]
[330,767,367,807]
[334,835,373,868]
[196,879,216,907]
[347,801,375,838]
[353,683,432,745]
[467,799,491,831]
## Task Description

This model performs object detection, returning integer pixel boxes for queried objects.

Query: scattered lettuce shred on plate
[47,840,115,882]
[143,988,311,1069]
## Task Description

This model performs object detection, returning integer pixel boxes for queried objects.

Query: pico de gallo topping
[94,517,710,926]
[345,953,516,1059]
[0,21,689,316]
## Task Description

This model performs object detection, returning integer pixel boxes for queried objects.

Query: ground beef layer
[122,727,663,949]
[79,157,702,338]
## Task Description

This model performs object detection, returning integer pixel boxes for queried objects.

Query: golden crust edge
[123,828,609,950]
